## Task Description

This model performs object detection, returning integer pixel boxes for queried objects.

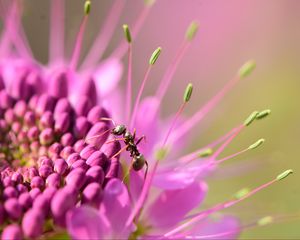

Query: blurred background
[21,0,300,238]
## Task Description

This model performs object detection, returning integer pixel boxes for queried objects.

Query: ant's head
[132,154,145,171]
[112,124,126,135]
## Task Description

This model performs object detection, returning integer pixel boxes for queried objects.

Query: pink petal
[135,97,161,156]
[100,178,134,238]
[66,206,109,240]
[188,215,240,239]
[153,163,214,190]
[93,58,122,97]
[145,181,207,230]
[129,170,144,203]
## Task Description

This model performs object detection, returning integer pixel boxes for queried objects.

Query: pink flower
[0,1,293,239]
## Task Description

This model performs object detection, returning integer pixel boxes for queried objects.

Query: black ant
[88,118,148,179]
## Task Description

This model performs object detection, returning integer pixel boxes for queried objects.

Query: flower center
[0,65,122,238]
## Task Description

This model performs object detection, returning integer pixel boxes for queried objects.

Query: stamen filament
[164,172,292,237]
[80,0,125,69]
[179,126,240,164]
[70,1,91,70]
[170,76,240,143]
[210,124,244,160]
[125,37,133,123]
[69,16,89,70]
[156,41,190,101]
[130,65,152,129]
[163,102,186,147]
[130,46,162,129]
[111,3,154,59]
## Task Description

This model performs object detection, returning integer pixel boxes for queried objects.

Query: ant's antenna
[100,117,116,126]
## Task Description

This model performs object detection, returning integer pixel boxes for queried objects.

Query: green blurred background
[22,0,300,238]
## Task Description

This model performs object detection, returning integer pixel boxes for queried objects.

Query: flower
[0,1,294,240]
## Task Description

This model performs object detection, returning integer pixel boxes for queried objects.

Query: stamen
[185,21,199,41]
[276,169,293,181]
[123,24,133,123]
[69,1,91,70]
[238,60,256,78]
[125,84,194,228]
[111,1,156,59]
[179,126,239,164]
[257,216,273,226]
[49,0,65,63]
[80,0,125,69]
[130,47,162,129]
[170,60,256,143]
[164,170,293,237]
[185,214,300,239]
[248,138,265,150]
[256,109,271,120]
[197,148,213,158]
[156,21,199,102]
[210,125,244,160]
[243,111,259,126]
[162,83,193,147]
[216,138,265,164]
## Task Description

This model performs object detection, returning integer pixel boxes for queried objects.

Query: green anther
[185,21,199,41]
[149,47,162,65]
[183,83,193,103]
[84,1,91,15]
[238,60,256,78]
[257,216,273,226]
[198,148,213,157]
[256,109,271,120]
[122,24,132,43]
[276,169,294,181]
[248,138,265,150]
[234,188,250,199]
[243,111,259,126]
[155,147,168,161]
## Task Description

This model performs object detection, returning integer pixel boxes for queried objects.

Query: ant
[88,118,148,180]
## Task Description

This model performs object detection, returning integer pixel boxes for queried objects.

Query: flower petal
[100,178,134,238]
[93,58,122,97]
[135,97,161,156]
[145,181,207,230]
[153,163,214,190]
[66,206,109,240]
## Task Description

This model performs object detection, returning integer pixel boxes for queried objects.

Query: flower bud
[87,106,109,124]
[80,145,97,159]
[4,198,22,220]
[22,208,45,238]
[82,182,102,207]
[54,158,68,175]
[66,168,86,189]
[2,224,23,240]
[85,166,105,185]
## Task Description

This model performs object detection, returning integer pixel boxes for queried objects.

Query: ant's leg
[85,128,112,143]
[144,160,149,181]
[111,145,128,159]
[100,117,116,127]
[105,137,126,144]
[136,135,146,146]
[133,128,136,140]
